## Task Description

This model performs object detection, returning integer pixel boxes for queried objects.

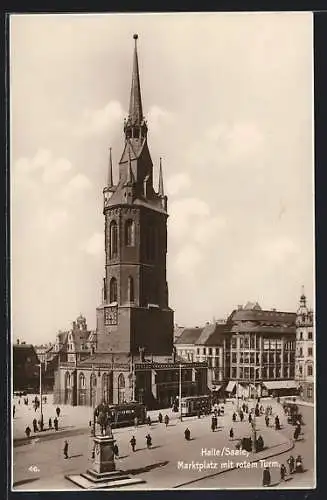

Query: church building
[54,35,207,409]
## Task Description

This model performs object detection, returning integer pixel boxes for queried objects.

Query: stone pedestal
[91,435,116,474]
[66,433,146,489]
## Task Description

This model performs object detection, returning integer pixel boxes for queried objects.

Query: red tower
[96,34,174,356]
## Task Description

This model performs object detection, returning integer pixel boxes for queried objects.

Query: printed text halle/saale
[201,447,250,457]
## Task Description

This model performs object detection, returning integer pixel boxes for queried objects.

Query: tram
[180,395,211,417]
[107,402,147,428]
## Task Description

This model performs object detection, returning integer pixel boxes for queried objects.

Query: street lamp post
[179,363,182,422]
[37,363,43,429]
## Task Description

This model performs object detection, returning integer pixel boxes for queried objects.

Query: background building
[13,340,40,392]
[295,291,314,402]
[224,302,297,398]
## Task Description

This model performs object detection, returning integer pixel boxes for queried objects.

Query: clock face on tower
[104,305,118,326]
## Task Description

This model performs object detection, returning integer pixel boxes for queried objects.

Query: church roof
[78,352,130,367]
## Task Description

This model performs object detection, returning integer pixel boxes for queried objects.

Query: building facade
[54,35,207,409]
[13,341,40,392]
[295,292,314,402]
[224,302,297,398]
[175,323,226,392]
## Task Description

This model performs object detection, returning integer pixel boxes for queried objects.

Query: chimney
[17,339,20,345]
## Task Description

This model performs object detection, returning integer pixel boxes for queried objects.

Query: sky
[10,12,314,345]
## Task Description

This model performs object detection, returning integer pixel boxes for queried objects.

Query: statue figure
[93,401,113,437]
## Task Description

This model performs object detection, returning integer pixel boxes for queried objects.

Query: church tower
[96,34,174,356]
[295,288,314,402]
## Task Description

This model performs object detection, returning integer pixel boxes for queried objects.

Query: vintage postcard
[10,12,315,491]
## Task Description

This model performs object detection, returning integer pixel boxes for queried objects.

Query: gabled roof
[175,327,203,345]
[196,323,228,346]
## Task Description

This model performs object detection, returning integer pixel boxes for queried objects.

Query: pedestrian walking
[113,443,119,458]
[146,433,152,449]
[232,412,237,422]
[63,440,69,459]
[239,411,244,422]
[265,416,269,427]
[262,466,271,487]
[184,428,191,440]
[54,417,58,431]
[56,407,61,418]
[293,426,300,440]
[49,418,52,429]
[229,427,234,439]
[164,414,169,427]
[32,418,38,433]
[25,426,31,438]
[295,455,303,473]
[13,405,15,418]
[248,413,252,424]
[287,455,295,474]
[147,415,152,426]
[130,435,136,452]
[280,463,287,481]
[158,412,163,423]
[275,415,280,430]
[134,416,138,428]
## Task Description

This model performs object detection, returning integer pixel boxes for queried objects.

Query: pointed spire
[158,157,164,196]
[107,147,113,187]
[128,34,143,125]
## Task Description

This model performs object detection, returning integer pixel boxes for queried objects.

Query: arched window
[128,276,134,303]
[125,220,135,247]
[79,372,86,389]
[118,373,125,404]
[110,277,117,303]
[65,371,71,388]
[102,373,109,403]
[110,220,118,258]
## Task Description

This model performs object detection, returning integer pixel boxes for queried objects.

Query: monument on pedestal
[66,402,146,489]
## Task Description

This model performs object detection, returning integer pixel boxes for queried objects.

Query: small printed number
[28,465,40,473]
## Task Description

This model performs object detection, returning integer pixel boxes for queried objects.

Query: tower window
[308,365,313,376]
[125,219,135,247]
[128,276,134,303]
[110,277,118,303]
[110,220,118,258]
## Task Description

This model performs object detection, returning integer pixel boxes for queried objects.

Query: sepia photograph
[10,12,315,491]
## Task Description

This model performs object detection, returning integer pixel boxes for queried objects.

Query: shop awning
[263,380,297,390]
[226,381,236,392]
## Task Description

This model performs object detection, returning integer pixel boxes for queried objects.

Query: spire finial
[108,147,113,187]
[158,157,164,196]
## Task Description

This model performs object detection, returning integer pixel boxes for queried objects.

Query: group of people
[25,406,61,438]
[263,455,304,486]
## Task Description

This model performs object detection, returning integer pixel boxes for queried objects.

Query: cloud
[60,173,92,201]
[73,100,124,136]
[166,172,191,196]
[169,197,210,241]
[147,105,175,133]
[82,232,103,256]
[13,149,73,186]
[259,236,300,263]
[190,121,265,170]
[173,244,202,277]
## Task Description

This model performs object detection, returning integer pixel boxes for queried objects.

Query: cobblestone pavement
[12,397,297,491]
